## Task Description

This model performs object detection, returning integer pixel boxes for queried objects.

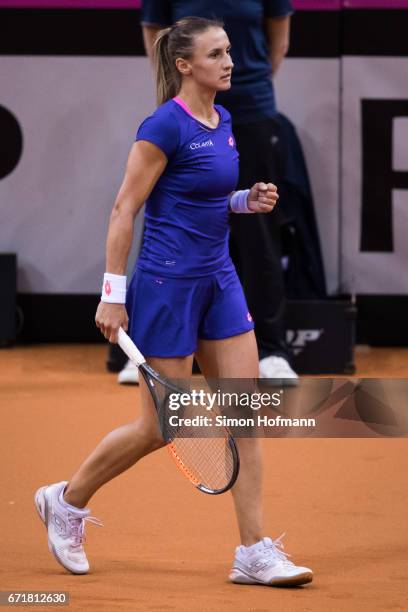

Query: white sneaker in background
[229,535,313,587]
[34,481,102,574]
[259,356,299,386]
[118,359,139,385]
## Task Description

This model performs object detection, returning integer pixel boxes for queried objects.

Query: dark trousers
[229,118,289,361]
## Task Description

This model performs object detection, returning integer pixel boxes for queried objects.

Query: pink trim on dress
[172,96,221,129]
[173,96,196,118]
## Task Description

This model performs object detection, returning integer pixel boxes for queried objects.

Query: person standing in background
[118,0,297,385]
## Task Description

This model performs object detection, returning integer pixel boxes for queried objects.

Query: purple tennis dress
[126,98,254,357]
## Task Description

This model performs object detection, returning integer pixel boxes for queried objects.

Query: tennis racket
[117,327,239,495]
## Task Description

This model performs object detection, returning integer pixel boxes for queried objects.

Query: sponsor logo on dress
[190,139,214,150]
[228,136,234,147]
[247,312,253,322]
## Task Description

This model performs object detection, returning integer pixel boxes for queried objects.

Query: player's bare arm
[95,141,167,343]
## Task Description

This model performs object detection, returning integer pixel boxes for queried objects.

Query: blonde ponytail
[153,28,180,106]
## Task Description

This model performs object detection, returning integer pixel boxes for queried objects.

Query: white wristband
[229,189,253,214]
[101,272,127,304]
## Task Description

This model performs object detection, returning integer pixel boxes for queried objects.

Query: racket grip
[117,327,146,367]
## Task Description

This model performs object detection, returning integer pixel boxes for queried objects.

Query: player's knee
[149,436,167,452]
[143,432,166,453]
[136,420,166,452]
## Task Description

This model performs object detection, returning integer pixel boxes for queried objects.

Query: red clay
[1,345,407,611]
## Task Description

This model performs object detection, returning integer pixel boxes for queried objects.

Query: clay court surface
[1,345,408,612]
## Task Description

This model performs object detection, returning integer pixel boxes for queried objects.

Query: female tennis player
[35,17,313,587]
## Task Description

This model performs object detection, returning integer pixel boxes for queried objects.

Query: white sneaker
[230,535,313,587]
[259,356,299,386]
[34,481,102,574]
[118,359,139,385]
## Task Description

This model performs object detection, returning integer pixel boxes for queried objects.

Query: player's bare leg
[64,354,194,508]
[196,330,263,546]
[197,331,313,586]
[35,353,194,574]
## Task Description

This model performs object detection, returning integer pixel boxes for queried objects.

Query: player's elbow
[110,197,137,225]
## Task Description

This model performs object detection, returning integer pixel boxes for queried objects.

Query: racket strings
[169,437,235,491]
[145,371,237,492]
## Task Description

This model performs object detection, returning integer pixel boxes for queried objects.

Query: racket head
[167,435,240,495]
[138,362,240,495]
